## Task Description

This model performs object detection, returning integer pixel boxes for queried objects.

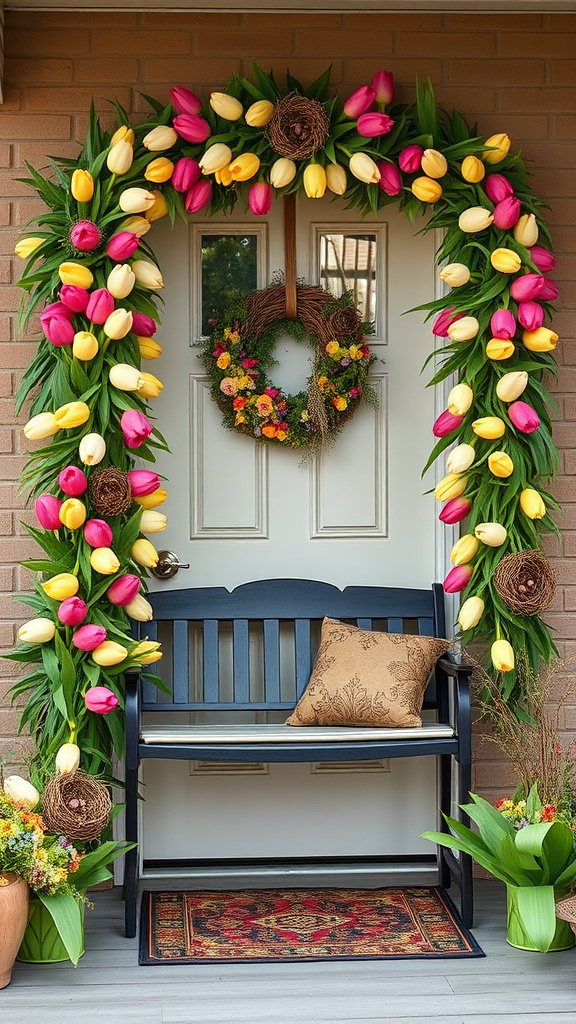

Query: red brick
[74,58,139,84]
[6,29,90,58]
[449,59,545,86]
[447,13,543,30]
[0,115,72,142]
[143,11,239,27]
[396,32,495,57]
[346,58,442,92]
[554,116,576,140]
[26,86,133,113]
[92,29,191,55]
[501,87,576,115]
[4,58,73,85]
[500,32,576,57]
[141,57,240,84]
[245,12,339,28]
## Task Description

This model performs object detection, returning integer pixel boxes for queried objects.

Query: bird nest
[41,770,112,841]
[556,895,576,936]
[493,550,556,616]
[266,93,330,160]
[89,467,133,517]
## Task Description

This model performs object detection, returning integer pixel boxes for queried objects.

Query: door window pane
[318,233,377,326]
[200,234,258,335]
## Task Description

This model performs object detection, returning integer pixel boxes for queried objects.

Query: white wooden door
[139,198,439,864]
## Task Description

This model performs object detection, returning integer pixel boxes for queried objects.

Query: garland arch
[10,64,560,778]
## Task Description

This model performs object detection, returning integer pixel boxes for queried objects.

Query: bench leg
[438,754,452,889]
[458,760,474,928]
[124,764,139,938]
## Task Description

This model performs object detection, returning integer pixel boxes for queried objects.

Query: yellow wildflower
[216,352,231,370]
[325,341,340,357]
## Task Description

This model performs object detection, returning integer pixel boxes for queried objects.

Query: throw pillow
[285,617,452,729]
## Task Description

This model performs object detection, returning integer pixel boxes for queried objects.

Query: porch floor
[4,880,576,1023]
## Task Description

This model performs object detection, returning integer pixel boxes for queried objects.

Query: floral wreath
[9,63,561,781]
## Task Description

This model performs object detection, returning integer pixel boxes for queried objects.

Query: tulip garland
[9,64,561,781]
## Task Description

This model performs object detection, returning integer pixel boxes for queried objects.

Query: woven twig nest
[89,467,132,517]
[266,93,330,160]
[493,549,556,616]
[242,284,361,348]
[556,895,576,935]
[41,770,111,841]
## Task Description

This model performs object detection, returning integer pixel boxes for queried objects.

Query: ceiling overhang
[2,0,576,9]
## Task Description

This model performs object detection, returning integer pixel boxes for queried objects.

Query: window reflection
[200,234,258,336]
[319,233,377,326]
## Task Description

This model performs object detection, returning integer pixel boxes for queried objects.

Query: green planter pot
[506,885,575,952]
[17,896,85,964]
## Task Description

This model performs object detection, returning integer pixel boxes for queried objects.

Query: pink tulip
[508,401,540,434]
[540,278,558,302]
[105,231,139,261]
[484,174,514,203]
[399,145,423,174]
[60,285,90,313]
[131,312,157,337]
[70,220,101,252]
[120,409,153,449]
[248,182,272,217]
[529,245,556,273]
[35,493,62,530]
[85,685,119,714]
[371,70,394,106]
[443,565,473,594]
[439,497,472,525]
[510,274,545,302]
[173,114,211,144]
[343,85,375,118]
[86,288,115,325]
[492,197,521,230]
[517,301,544,331]
[433,410,463,438]
[170,86,203,116]
[172,157,201,193]
[490,309,517,340]
[185,180,212,215]
[58,465,87,497]
[42,315,75,347]
[377,162,402,196]
[57,597,88,626]
[41,301,74,323]
[84,518,113,548]
[72,623,107,651]
[357,112,394,138]
[432,308,463,338]
[128,469,160,496]
[107,573,140,606]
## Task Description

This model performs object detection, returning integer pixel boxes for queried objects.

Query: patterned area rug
[139,886,484,964]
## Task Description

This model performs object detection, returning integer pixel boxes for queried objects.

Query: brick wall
[1,11,575,799]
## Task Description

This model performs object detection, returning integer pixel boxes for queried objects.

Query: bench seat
[141,723,455,744]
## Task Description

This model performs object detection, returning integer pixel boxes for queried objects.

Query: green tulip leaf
[513,884,557,953]
[36,890,84,966]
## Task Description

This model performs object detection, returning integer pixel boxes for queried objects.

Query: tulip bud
[540,278,558,302]
[486,338,515,361]
[472,416,505,439]
[522,327,558,353]
[107,264,136,299]
[270,158,297,189]
[71,169,94,203]
[138,337,163,360]
[84,518,113,548]
[349,153,380,184]
[57,596,88,626]
[79,432,106,466]
[372,69,394,105]
[432,308,463,338]
[24,412,59,440]
[215,165,233,186]
[143,125,178,151]
[491,639,514,673]
[439,263,470,288]
[42,314,75,347]
[488,451,514,478]
[132,260,164,290]
[42,573,79,601]
[59,498,87,530]
[128,469,160,496]
[131,538,159,567]
[493,197,521,231]
[496,371,528,402]
[132,312,157,337]
[70,220,101,253]
[485,174,514,203]
[447,384,474,417]
[146,156,174,182]
[399,144,423,173]
[85,288,114,326]
[248,182,272,216]
[107,574,141,606]
[326,164,348,196]
[121,215,152,237]
[443,565,473,594]
[131,639,162,664]
[513,213,539,247]
[483,133,511,164]
[450,534,479,566]
[411,176,443,203]
[421,149,448,179]
[138,373,163,400]
[55,743,81,774]
[458,596,485,632]
[357,112,394,138]
[107,139,134,175]
[185,180,213,215]
[73,331,99,361]
[73,624,107,651]
[18,617,56,644]
[376,162,402,197]
[518,301,544,332]
[461,156,485,183]
[60,285,90,313]
[170,86,202,116]
[303,164,327,199]
[529,246,556,273]
[58,262,94,289]
[15,237,45,259]
[245,99,275,126]
[35,494,62,531]
[90,547,121,575]
[119,187,156,215]
[54,402,90,430]
[140,509,168,533]
[106,232,140,261]
[491,248,522,274]
[121,409,153,449]
[490,309,516,340]
[439,497,472,525]
[111,125,135,145]
[433,410,463,438]
[58,465,87,497]
[133,487,167,509]
[448,317,479,342]
[199,143,233,174]
[343,85,375,118]
[104,308,134,340]
[173,114,211,144]
[459,207,494,233]
[475,522,507,547]
[3,775,40,810]
[509,401,540,434]
[446,443,475,474]
[124,593,154,622]
[210,92,243,121]
[510,273,545,303]
[434,474,468,502]
[520,488,546,520]
[229,153,260,182]
[85,681,122,707]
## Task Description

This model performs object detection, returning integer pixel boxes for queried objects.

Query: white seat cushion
[141,723,455,744]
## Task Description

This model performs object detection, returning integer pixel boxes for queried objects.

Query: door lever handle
[150,550,191,580]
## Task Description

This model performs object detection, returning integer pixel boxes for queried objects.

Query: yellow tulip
[59,498,87,530]
[488,451,514,478]
[486,338,515,361]
[121,215,152,237]
[434,474,468,502]
[107,139,134,175]
[143,125,178,151]
[215,166,233,186]
[490,248,522,274]
[460,156,485,183]
[55,743,81,774]
[23,412,59,440]
[269,158,296,188]
[411,176,443,203]
[104,308,133,340]
[303,164,327,199]
[448,383,474,416]
[73,331,99,361]
[78,432,106,466]
[420,149,448,179]
[107,264,136,299]
[18,618,56,644]
[131,639,162,664]
[491,638,514,673]
[522,327,558,353]
[448,317,479,342]
[109,363,144,391]
[450,534,479,566]
[15,237,45,259]
[119,187,156,214]
[458,596,484,632]
[472,416,505,439]
[520,488,546,520]
[199,144,233,174]
[210,92,243,120]
[3,775,40,810]
[133,487,167,509]
[245,100,274,127]
[144,191,169,222]
[496,371,528,403]
[90,547,121,575]
[91,640,128,666]
[474,522,507,547]
[58,262,94,289]
[229,153,260,182]
[446,443,475,474]
[514,213,539,247]
[139,372,164,399]
[131,538,159,568]
[71,169,94,202]
[111,125,135,146]
[138,336,163,360]
[42,573,79,601]
[458,207,494,233]
[140,509,167,533]
[54,402,90,429]
[132,261,163,290]
[145,158,174,183]
[325,164,348,196]
[349,153,380,184]
[124,594,154,622]
[439,263,470,288]
[483,133,511,165]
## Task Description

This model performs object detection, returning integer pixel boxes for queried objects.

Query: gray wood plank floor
[3,880,576,1024]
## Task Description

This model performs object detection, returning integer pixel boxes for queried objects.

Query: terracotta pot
[0,872,29,989]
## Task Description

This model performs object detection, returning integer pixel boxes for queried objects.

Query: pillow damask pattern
[285,618,452,729]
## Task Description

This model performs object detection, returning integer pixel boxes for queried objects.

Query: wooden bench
[124,578,473,938]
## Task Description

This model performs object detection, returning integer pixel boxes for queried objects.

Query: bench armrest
[435,656,473,766]
[124,668,142,770]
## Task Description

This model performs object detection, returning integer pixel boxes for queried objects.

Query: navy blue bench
[124,579,473,938]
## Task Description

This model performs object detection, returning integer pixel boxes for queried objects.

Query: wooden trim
[4,0,575,8]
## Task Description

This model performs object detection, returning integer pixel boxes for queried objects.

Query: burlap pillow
[285,617,452,729]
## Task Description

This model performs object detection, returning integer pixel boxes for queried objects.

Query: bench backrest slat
[294,618,312,698]
[233,620,250,703]
[172,620,189,705]
[202,620,220,703]
[263,619,281,703]
[387,617,404,634]
[142,619,159,704]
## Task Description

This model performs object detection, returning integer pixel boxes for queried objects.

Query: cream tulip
[90,547,121,574]
[109,363,145,391]
[458,207,494,233]
[448,317,479,343]
[119,187,156,214]
[91,640,128,666]
[446,443,475,474]
[55,742,81,774]
[107,140,134,175]
[439,263,470,288]
[474,522,508,547]
[269,158,296,188]
[458,596,485,631]
[450,534,479,566]
[491,638,514,673]
[24,412,59,440]
[103,308,133,340]
[325,164,348,196]
[107,264,136,299]
[199,144,233,174]
[131,538,159,568]
[143,125,178,151]
[124,594,154,622]
[79,432,106,466]
[349,153,381,184]
[132,261,164,290]
[421,149,448,179]
[210,92,243,120]
[448,384,474,416]
[496,371,528,403]
[139,509,167,533]
[18,617,56,644]
[514,213,539,247]
[3,775,40,809]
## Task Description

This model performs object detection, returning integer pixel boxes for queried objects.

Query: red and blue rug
[139,886,483,964]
